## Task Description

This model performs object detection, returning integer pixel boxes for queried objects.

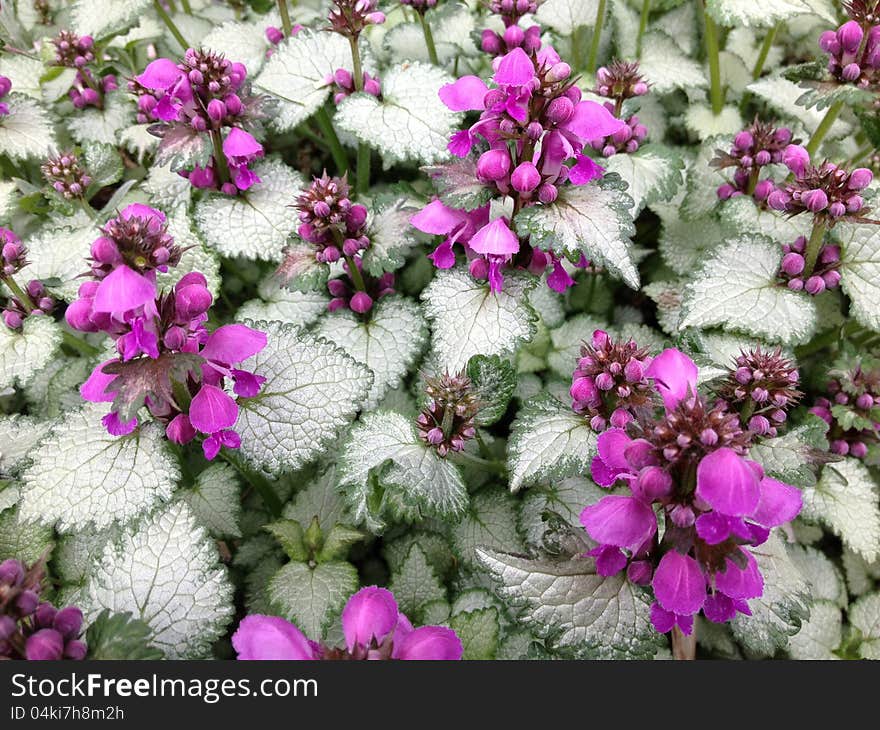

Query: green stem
[180,0,192,14]
[313,106,349,175]
[847,143,874,165]
[2,275,35,311]
[356,142,370,196]
[152,0,189,49]
[79,198,97,220]
[344,254,367,292]
[752,23,778,80]
[418,11,439,65]
[209,129,231,186]
[571,27,584,71]
[586,0,607,74]
[220,450,282,517]
[805,101,843,158]
[453,449,507,474]
[277,0,293,37]
[702,4,724,115]
[61,330,101,357]
[795,320,859,359]
[803,220,827,278]
[636,0,651,58]
[349,37,364,92]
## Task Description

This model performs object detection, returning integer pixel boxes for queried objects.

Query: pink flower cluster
[480,1,542,57]
[778,235,842,295]
[66,204,266,460]
[233,586,461,660]
[819,14,880,89]
[411,42,624,292]
[327,0,386,38]
[581,348,802,635]
[810,358,880,458]
[1,228,55,331]
[714,120,797,204]
[132,50,264,195]
[589,61,650,157]
[51,30,117,110]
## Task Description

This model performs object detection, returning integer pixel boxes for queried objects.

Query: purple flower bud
[610,408,632,429]
[538,183,558,204]
[481,29,503,55]
[700,428,719,446]
[191,115,207,132]
[511,162,541,193]
[0,558,24,585]
[734,131,754,151]
[26,629,64,660]
[546,62,572,83]
[624,359,644,382]
[819,245,840,265]
[546,96,574,124]
[768,189,790,210]
[0,615,16,640]
[850,441,868,458]
[595,372,614,391]
[802,188,829,212]
[838,20,864,53]
[36,603,59,630]
[831,439,850,455]
[782,144,810,177]
[224,94,243,115]
[0,76,11,97]
[504,24,525,48]
[856,393,874,410]
[166,414,196,445]
[350,291,373,314]
[207,99,226,122]
[717,183,736,200]
[3,310,22,329]
[266,26,284,45]
[847,194,864,212]
[634,466,673,501]
[163,325,187,350]
[64,640,87,660]
[781,252,805,275]
[526,121,543,140]
[589,414,607,431]
[748,415,771,434]
[53,607,83,639]
[755,150,771,166]
[176,283,213,320]
[849,168,873,190]
[829,201,846,217]
[81,87,100,106]
[476,148,511,181]
[627,560,652,585]
[820,30,841,54]
[805,275,826,295]
[787,278,804,292]
[670,504,695,528]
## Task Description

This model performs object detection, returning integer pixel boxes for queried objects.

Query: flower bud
[842,63,862,81]
[838,20,864,54]
[53,607,83,639]
[266,26,284,44]
[545,62,571,83]
[224,93,243,115]
[537,183,558,204]
[781,252,805,275]
[805,275,826,295]
[207,99,226,123]
[481,30,503,55]
[822,270,841,289]
[476,148,511,181]
[545,96,574,124]
[634,466,672,501]
[176,283,213,319]
[26,629,64,661]
[850,441,868,458]
[849,168,873,190]
[166,414,196,444]
[511,162,541,193]
[734,130,754,151]
[64,297,96,332]
[163,325,187,350]
[627,561,652,585]
[782,144,809,177]
[504,24,525,48]
[802,188,829,212]
[350,291,373,314]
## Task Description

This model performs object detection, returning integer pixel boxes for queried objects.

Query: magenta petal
[438,75,489,111]
[342,586,399,652]
[189,384,239,434]
[201,324,267,365]
[590,454,620,487]
[650,603,676,633]
[101,411,138,436]
[428,239,456,269]
[580,495,657,553]
[652,551,706,616]
[645,347,698,412]
[136,58,182,90]
[80,359,118,402]
[696,448,761,517]
[223,127,263,158]
[232,615,314,660]
[703,592,736,623]
[597,427,632,471]
[695,512,733,545]
[120,203,165,222]
[448,129,475,157]
[91,265,156,314]
[410,199,463,235]
[493,48,535,86]
[714,550,763,600]
[232,369,266,398]
[563,100,626,141]
[752,476,802,527]
[392,626,463,660]
[568,154,605,185]
[468,218,519,255]
[589,544,628,576]
[546,258,575,292]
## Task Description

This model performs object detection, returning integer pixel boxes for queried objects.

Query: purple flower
[233,587,462,661]
[644,348,698,412]
[222,127,264,191]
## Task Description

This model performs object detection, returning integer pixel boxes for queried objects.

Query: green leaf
[201,19,272,77]
[507,395,596,493]
[86,609,165,660]
[787,600,842,660]
[71,0,151,39]
[837,222,880,333]
[535,0,602,34]
[515,178,639,289]
[603,145,685,215]
[422,159,494,211]
[84,502,233,659]
[338,410,468,532]
[849,592,880,659]
[730,532,812,656]
[237,278,328,328]
[422,267,538,372]
[706,0,813,27]
[182,463,241,539]
[317,524,364,563]
[362,198,422,276]
[748,417,828,488]
[466,354,516,426]
[519,476,605,551]
[235,321,373,475]
[640,31,707,93]
[68,90,135,146]
[389,544,446,619]
[476,548,662,659]
[283,464,352,534]
[269,560,358,640]
[82,141,124,189]
[452,490,524,569]
[450,608,500,660]
[719,195,811,245]
[0,506,54,564]
[747,76,851,138]
[803,458,880,562]
[679,235,817,345]
[335,63,461,165]
[657,212,725,276]
[314,295,428,409]
[264,520,308,562]
[0,94,57,161]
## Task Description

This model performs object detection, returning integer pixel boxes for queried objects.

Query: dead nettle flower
[1,228,54,331]
[810,352,880,458]
[717,347,801,438]
[570,329,654,431]
[416,371,479,456]
[51,30,117,110]
[778,234,842,295]
[0,76,10,118]
[819,1,880,90]
[327,0,387,39]
[589,61,649,158]
[713,119,798,204]
[769,149,874,225]
[481,1,543,57]
[41,151,92,200]
[88,207,183,281]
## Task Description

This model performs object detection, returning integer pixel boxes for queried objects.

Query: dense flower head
[67,204,266,458]
[414,44,623,292]
[818,4,880,89]
[327,261,394,314]
[713,119,797,203]
[587,62,650,157]
[233,587,462,660]
[769,150,874,226]
[0,558,86,661]
[327,0,386,39]
[718,347,802,437]
[51,30,95,69]
[2,278,54,331]
[294,172,370,263]
[488,0,541,26]
[416,370,480,456]
[0,75,10,118]
[582,348,802,634]
[41,151,92,200]
[570,329,654,431]
[1,227,26,277]
[810,353,880,458]
[51,30,117,109]
[777,234,842,295]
